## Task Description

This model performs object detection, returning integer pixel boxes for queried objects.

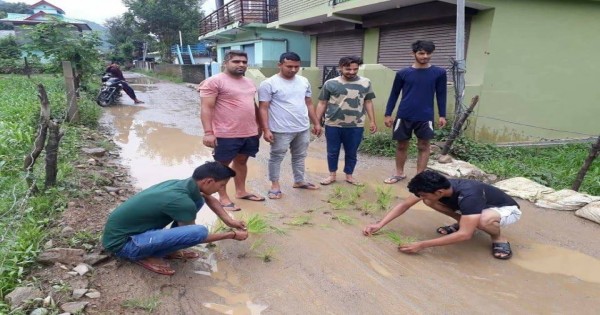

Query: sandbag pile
[492,177,600,225]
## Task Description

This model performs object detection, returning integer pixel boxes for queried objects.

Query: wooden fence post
[441,95,480,156]
[62,61,79,122]
[572,135,600,192]
[24,57,31,79]
[44,120,63,188]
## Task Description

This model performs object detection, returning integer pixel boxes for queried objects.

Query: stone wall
[154,64,207,84]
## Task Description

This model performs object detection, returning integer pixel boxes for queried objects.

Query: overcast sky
[5,0,218,25]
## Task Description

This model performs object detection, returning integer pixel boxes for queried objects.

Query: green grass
[359,200,378,214]
[122,295,161,312]
[327,186,365,210]
[359,132,417,158]
[256,246,276,263]
[67,230,101,250]
[359,127,600,196]
[0,74,101,311]
[246,214,269,234]
[375,186,393,211]
[286,215,312,226]
[333,214,356,225]
[472,144,599,195]
[375,229,418,246]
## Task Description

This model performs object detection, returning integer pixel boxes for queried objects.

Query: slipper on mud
[320,177,336,185]
[345,179,364,186]
[492,242,513,260]
[237,194,265,202]
[384,175,407,184]
[165,249,200,260]
[268,190,282,199]
[135,260,175,275]
[221,202,242,211]
[436,223,459,235]
[293,182,319,190]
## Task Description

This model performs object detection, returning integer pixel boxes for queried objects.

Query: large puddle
[512,243,600,284]
[107,105,212,188]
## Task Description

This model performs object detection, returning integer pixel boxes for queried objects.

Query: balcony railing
[199,0,279,36]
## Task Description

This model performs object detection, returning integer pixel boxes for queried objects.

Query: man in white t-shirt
[258,52,322,199]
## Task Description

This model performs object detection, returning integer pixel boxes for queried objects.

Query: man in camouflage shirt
[316,56,377,186]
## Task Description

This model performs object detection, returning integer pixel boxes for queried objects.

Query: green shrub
[360,121,599,195]
[359,132,418,158]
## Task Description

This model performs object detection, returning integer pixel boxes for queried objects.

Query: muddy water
[98,73,600,315]
[512,243,600,284]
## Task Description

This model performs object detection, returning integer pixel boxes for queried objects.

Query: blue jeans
[268,129,310,182]
[325,126,364,175]
[115,225,208,261]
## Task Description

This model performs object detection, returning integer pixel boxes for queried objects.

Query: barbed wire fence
[0,64,81,297]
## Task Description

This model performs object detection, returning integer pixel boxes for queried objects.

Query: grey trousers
[268,129,310,183]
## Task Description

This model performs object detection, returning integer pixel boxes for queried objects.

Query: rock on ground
[4,286,43,310]
[37,248,85,265]
[73,263,92,276]
[84,253,110,266]
[82,147,107,157]
[60,301,88,313]
[30,308,49,315]
[72,288,88,299]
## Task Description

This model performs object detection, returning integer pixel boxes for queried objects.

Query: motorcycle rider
[105,61,144,104]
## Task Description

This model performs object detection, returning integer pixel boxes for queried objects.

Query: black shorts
[213,136,260,162]
[392,118,434,141]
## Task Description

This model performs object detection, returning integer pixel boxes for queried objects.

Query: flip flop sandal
[384,175,407,184]
[293,182,319,190]
[165,249,200,260]
[319,177,337,185]
[238,193,266,201]
[221,202,242,211]
[492,242,513,260]
[436,223,459,235]
[345,180,364,186]
[135,260,175,275]
[268,190,282,199]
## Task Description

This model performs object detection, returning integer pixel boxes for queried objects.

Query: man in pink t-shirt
[199,50,264,211]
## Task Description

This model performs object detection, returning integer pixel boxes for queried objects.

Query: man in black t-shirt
[363,171,521,259]
[105,62,144,104]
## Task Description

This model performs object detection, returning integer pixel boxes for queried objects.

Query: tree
[0,35,19,59]
[122,0,203,62]
[104,14,156,63]
[24,20,103,90]
[0,0,33,30]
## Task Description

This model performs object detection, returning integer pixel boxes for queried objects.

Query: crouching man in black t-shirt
[363,170,521,259]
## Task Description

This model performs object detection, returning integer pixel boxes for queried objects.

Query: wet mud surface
[93,73,600,314]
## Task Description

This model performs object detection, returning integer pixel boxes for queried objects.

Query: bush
[0,58,48,75]
[359,122,599,195]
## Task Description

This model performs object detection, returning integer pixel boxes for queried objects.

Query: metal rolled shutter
[378,20,470,73]
[317,31,364,68]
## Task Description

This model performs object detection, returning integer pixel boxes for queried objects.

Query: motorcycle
[96,73,123,106]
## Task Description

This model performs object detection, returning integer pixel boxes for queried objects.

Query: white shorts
[489,205,522,227]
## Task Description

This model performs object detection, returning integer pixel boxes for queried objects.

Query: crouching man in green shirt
[102,162,248,275]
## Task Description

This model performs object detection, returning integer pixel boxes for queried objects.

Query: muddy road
[94,73,600,314]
